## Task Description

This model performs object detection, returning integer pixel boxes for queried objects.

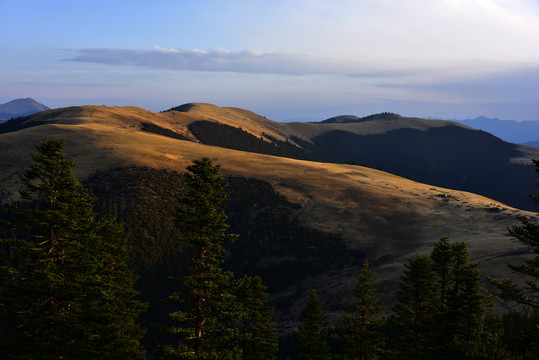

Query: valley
[0,103,537,333]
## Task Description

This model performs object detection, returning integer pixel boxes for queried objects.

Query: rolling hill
[172,106,539,211]
[0,104,537,333]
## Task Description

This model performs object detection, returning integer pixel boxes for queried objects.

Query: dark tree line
[287,234,537,360]
[0,144,279,360]
[155,157,278,360]
[1,139,539,359]
[0,139,147,359]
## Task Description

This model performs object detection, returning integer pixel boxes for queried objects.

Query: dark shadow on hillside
[140,122,191,141]
[82,167,364,353]
[0,107,89,134]
[189,120,315,160]
[162,103,196,113]
[310,126,539,211]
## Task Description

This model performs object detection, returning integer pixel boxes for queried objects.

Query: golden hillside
[0,104,535,327]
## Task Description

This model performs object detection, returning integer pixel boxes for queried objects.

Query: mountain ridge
[0,98,50,120]
[2,103,537,210]
[0,103,536,331]
[452,115,539,144]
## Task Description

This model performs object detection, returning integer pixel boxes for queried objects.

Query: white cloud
[67,46,539,83]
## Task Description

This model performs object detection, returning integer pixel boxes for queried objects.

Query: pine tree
[391,254,437,360]
[0,139,146,359]
[86,218,148,359]
[445,242,484,342]
[430,236,453,311]
[297,289,331,360]
[429,238,491,358]
[342,259,386,360]
[236,275,278,360]
[490,159,539,359]
[428,236,455,353]
[157,157,242,360]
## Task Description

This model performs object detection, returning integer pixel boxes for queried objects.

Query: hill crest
[321,112,402,124]
[0,102,537,331]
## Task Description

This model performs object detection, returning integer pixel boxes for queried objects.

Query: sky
[1,0,539,122]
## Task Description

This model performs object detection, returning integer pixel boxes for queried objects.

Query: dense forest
[0,139,538,359]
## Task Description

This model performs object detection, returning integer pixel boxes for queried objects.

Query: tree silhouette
[297,289,330,360]
[342,260,387,360]
[0,139,146,359]
[157,158,242,360]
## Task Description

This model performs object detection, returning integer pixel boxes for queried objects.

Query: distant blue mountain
[0,98,50,120]
[524,140,539,148]
[452,116,539,145]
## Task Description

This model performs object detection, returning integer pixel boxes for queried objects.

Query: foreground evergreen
[341,260,387,360]
[157,158,277,360]
[390,237,509,360]
[0,139,146,359]
[392,254,436,360]
[492,161,539,312]
[297,289,330,360]
[236,275,278,360]
[3,141,539,359]
[491,159,539,358]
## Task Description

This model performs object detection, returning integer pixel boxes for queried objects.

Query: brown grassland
[0,104,536,326]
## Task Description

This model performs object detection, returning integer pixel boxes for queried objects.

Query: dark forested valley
[0,104,538,359]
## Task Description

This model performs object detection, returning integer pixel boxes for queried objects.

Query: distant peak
[321,115,362,124]
[0,98,50,118]
[321,112,401,124]
[473,116,500,121]
[361,112,401,122]
[161,102,219,113]
[162,103,197,113]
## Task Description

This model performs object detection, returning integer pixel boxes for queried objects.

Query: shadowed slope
[0,104,537,331]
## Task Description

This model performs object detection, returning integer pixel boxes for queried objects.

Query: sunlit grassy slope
[0,104,537,328]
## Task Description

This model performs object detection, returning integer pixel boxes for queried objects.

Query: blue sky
[1,0,539,121]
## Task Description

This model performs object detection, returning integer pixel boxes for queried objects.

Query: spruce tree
[236,275,278,360]
[429,237,494,358]
[490,159,539,359]
[491,159,539,311]
[297,289,331,360]
[445,242,484,343]
[430,236,453,311]
[157,157,242,360]
[391,254,437,360]
[342,260,386,360]
[0,139,146,359]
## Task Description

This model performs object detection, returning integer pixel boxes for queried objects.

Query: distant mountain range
[450,116,539,145]
[0,98,50,121]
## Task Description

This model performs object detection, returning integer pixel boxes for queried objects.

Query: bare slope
[284,114,474,138]
[164,102,301,142]
[0,105,536,329]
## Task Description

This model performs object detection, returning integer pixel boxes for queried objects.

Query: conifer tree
[491,160,539,310]
[430,236,453,311]
[429,238,493,358]
[342,259,386,360]
[490,159,539,359]
[236,275,278,360]
[0,139,146,359]
[297,289,331,360]
[391,254,437,360]
[428,235,455,353]
[157,157,242,360]
[445,242,484,342]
